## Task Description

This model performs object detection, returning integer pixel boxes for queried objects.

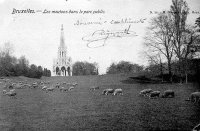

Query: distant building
[53,25,72,76]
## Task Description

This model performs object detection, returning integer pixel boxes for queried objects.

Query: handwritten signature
[82,25,138,48]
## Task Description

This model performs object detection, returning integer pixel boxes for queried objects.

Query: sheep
[4,90,17,98]
[186,92,200,104]
[113,88,123,95]
[6,91,17,98]
[161,90,175,98]
[55,83,60,88]
[42,86,47,90]
[8,85,14,89]
[60,87,68,92]
[10,89,15,92]
[90,86,100,90]
[68,86,74,91]
[2,90,7,94]
[12,83,16,86]
[139,89,153,96]
[102,89,115,95]
[32,82,38,88]
[192,123,200,131]
[72,82,78,87]
[149,91,160,99]
[46,86,55,92]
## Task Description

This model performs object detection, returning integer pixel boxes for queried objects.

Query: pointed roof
[60,24,65,48]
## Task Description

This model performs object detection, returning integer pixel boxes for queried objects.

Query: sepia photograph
[0,0,200,130]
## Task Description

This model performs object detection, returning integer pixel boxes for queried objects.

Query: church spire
[60,24,65,48]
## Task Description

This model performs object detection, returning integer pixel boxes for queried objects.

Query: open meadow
[0,74,200,131]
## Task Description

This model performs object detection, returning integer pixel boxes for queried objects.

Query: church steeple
[60,24,65,48]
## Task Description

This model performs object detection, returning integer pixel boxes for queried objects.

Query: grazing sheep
[2,90,7,94]
[113,88,123,95]
[161,90,175,98]
[42,86,47,90]
[149,91,160,99]
[102,89,115,95]
[192,123,200,131]
[140,89,153,96]
[32,82,38,88]
[8,85,14,89]
[68,86,74,91]
[46,87,55,92]
[72,82,78,87]
[4,90,17,98]
[60,87,68,92]
[90,86,100,90]
[10,89,15,92]
[186,92,200,104]
[22,84,31,88]
[12,83,16,86]
[55,83,60,88]
[6,91,17,97]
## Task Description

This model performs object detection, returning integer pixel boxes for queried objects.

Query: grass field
[0,74,200,131]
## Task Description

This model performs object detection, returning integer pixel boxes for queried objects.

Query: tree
[195,16,200,29]
[145,52,166,82]
[106,61,143,74]
[0,42,16,76]
[72,61,98,76]
[170,0,189,83]
[18,56,29,76]
[144,12,174,82]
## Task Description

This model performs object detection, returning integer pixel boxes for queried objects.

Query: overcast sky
[0,0,199,74]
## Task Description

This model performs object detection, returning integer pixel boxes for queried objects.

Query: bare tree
[170,0,189,83]
[170,0,200,83]
[144,52,166,82]
[144,12,174,82]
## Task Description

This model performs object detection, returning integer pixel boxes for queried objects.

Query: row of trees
[0,43,51,78]
[144,0,200,83]
[72,61,144,76]
[72,61,99,76]
[106,61,143,74]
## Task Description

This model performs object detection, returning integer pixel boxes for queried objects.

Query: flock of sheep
[90,86,123,96]
[1,78,200,105]
[0,78,79,98]
[1,78,200,130]
[139,88,200,106]
[139,89,175,98]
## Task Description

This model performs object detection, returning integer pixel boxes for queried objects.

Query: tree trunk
[168,60,172,83]
[185,59,188,84]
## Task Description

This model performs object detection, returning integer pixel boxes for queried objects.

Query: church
[53,25,72,76]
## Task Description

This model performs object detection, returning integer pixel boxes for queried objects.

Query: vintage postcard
[0,0,200,130]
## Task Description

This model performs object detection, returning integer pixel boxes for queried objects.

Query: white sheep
[140,89,153,96]
[60,87,68,92]
[161,90,175,98]
[186,92,200,104]
[102,89,115,95]
[113,88,123,95]
[90,86,100,90]
[46,86,55,92]
[68,86,74,91]
[2,90,7,94]
[42,86,47,90]
[149,91,160,99]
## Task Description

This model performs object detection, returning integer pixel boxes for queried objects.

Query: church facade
[53,25,72,76]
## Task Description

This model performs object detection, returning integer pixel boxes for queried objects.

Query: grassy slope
[0,74,200,131]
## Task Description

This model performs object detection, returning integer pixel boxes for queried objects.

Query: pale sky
[0,0,199,74]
